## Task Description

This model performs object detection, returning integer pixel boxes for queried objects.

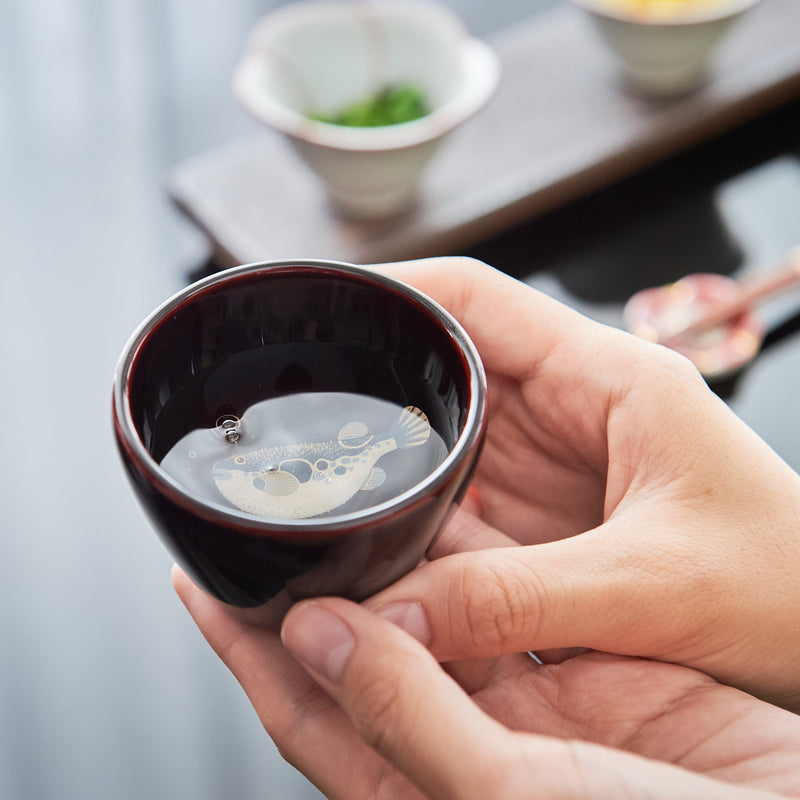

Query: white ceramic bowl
[232,0,500,219]
[569,0,761,96]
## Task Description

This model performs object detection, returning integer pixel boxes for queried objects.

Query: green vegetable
[309,85,429,127]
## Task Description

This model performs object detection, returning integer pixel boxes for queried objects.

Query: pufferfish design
[212,406,431,519]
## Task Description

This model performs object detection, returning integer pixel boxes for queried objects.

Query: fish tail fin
[391,406,430,448]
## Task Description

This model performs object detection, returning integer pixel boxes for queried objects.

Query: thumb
[281,597,612,800]
[280,598,771,800]
[281,597,518,799]
[364,518,706,665]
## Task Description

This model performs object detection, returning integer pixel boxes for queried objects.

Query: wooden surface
[170,0,800,267]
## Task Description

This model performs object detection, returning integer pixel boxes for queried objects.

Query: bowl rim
[231,0,500,152]
[112,259,487,538]
[567,0,762,26]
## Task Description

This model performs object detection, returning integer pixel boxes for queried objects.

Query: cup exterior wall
[116,428,482,606]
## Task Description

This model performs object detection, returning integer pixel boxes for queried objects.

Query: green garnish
[309,85,429,127]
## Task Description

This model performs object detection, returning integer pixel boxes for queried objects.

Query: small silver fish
[212,405,431,519]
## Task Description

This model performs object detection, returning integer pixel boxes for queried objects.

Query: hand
[173,571,800,800]
[365,257,800,711]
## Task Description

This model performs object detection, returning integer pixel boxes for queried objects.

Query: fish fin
[338,421,372,449]
[360,467,386,491]
[391,406,431,448]
[257,470,299,496]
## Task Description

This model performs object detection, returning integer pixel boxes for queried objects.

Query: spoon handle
[666,246,800,342]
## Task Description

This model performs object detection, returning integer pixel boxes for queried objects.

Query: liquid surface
[160,393,448,520]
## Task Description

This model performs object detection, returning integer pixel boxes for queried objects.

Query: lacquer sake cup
[112,259,486,607]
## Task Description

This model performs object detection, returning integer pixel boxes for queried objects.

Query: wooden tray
[170,0,800,268]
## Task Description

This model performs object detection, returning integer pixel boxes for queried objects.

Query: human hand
[365,257,800,711]
[173,570,800,800]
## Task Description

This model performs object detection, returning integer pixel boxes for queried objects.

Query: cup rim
[112,259,487,537]
[567,0,761,26]
[231,0,500,152]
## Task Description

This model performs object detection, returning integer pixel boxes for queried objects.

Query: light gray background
[3,2,799,800]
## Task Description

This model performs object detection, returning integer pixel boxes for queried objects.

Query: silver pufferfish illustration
[212,406,431,519]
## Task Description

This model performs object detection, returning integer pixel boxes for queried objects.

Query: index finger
[375,256,639,381]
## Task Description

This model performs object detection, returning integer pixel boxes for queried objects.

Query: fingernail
[282,604,355,682]
[375,602,431,646]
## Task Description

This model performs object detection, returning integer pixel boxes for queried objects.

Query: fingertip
[281,600,357,683]
[170,563,196,605]
[373,601,431,646]
[462,485,484,518]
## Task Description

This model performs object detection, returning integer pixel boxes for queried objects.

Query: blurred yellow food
[594,0,733,21]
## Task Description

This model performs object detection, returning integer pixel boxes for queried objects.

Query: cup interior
[121,262,479,524]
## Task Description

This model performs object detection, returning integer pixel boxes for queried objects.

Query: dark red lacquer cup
[112,259,486,606]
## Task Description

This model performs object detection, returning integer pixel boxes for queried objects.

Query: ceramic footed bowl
[113,260,487,607]
[570,0,761,96]
[232,0,500,219]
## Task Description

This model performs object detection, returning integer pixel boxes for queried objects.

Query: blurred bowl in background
[232,0,500,220]
[569,0,761,97]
